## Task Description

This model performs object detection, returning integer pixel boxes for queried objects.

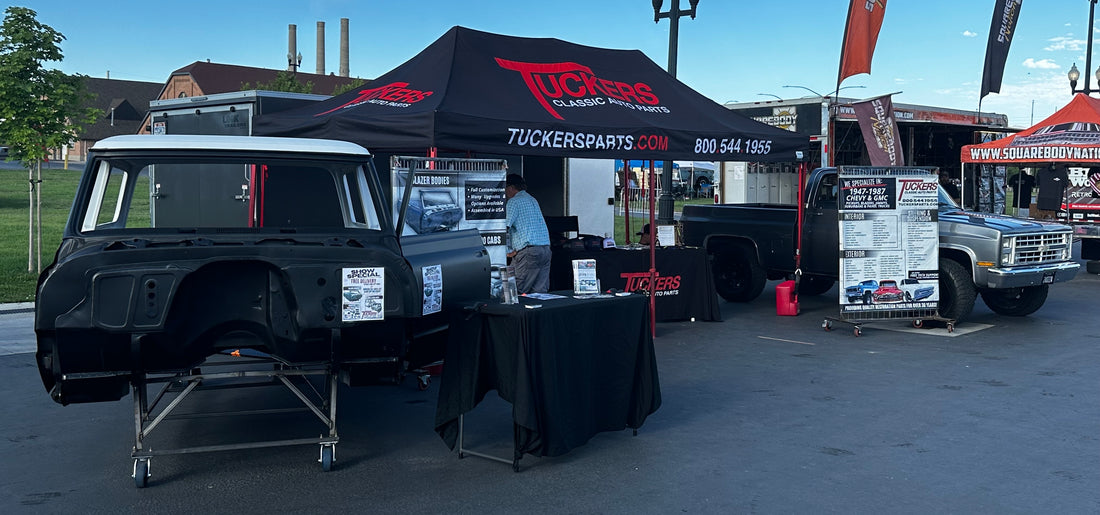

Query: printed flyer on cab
[838,167,940,316]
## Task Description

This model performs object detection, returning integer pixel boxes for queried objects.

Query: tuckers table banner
[254,26,808,162]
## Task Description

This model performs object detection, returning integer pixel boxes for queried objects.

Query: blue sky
[14,1,1097,130]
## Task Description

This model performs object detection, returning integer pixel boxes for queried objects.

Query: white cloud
[1022,58,1060,69]
[962,30,977,37]
[1045,36,1085,51]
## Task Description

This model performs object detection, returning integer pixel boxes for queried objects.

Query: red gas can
[775,280,799,316]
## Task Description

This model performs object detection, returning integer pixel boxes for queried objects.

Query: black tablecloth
[549,246,722,322]
[433,293,662,459]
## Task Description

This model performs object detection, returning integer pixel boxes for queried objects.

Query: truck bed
[681,203,798,272]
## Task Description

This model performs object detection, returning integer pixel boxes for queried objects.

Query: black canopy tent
[253,26,807,161]
[254,26,811,333]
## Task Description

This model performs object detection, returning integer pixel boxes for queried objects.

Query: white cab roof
[91,134,371,156]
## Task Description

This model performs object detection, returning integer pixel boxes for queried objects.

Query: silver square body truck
[681,166,1080,322]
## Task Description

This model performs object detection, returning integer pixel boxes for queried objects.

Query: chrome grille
[1011,233,1071,265]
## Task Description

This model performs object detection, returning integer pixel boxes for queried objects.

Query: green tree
[332,78,366,96]
[241,70,315,94]
[0,6,99,272]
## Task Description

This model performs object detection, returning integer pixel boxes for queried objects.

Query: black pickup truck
[681,166,1080,322]
[34,135,491,405]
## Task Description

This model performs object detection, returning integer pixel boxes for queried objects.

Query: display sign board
[391,157,509,266]
[838,167,940,319]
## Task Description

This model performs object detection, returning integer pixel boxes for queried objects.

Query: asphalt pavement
[2,268,1098,513]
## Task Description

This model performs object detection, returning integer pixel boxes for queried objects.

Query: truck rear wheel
[712,246,766,302]
[938,259,976,322]
[979,285,1049,316]
[797,275,834,296]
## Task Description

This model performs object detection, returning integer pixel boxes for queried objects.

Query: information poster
[838,167,939,317]
[421,264,443,315]
[342,267,385,322]
[1063,166,1100,225]
[391,158,509,266]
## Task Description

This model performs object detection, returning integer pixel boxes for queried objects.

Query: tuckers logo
[315,82,433,116]
[897,179,937,200]
[495,58,660,120]
[620,271,681,296]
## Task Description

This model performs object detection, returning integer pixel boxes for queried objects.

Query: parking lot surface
[2,271,1098,513]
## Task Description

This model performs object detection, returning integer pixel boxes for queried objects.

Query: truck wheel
[862,291,872,304]
[712,246,766,302]
[797,275,834,296]
[979,285,1049,317]
[938,259,976,322]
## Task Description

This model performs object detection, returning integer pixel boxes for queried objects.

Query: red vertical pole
[623,161,632,244]
[648,160,657,339]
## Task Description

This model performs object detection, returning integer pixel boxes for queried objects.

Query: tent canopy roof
[961,93,1100,164]
[254,26,808,162]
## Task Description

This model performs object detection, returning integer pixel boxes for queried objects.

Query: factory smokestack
[316,21,326,75]
[340,18,349,77]
[287,24,298,71]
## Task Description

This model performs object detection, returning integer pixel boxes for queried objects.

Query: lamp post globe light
[1067,62,1100,94]
[287,52,303,74]
[1069,0,1100,94]
[652,0,699,225]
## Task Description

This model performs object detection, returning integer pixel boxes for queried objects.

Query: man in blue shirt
[505,173,551,293]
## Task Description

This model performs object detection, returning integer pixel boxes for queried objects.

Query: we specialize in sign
[495,58,669,120]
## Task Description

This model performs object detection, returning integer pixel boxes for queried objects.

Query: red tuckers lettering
[496,58,660,120]
[315,82,434,116]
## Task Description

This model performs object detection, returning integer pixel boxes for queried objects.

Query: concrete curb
[0,302,34,315]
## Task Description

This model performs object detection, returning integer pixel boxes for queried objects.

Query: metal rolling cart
[127,329,400,488]
[823,306,954,337]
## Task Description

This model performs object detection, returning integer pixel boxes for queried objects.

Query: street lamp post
[287,52,303,75]
[1069,0,1100,94]
[782,85,866,98]
[778,86,865,166]
[652,0,699,225]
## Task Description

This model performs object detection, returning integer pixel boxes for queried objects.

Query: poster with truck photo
[838,167,940,317]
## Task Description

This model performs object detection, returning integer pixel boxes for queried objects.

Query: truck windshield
[78,156,383,233]
[938,186,961,210]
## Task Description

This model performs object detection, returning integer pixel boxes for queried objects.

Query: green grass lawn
[612,196,711,244]
[0,167,81,302]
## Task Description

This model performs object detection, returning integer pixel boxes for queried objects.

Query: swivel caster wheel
[912,319,924,329]
[133,458,150,488]
[319,444,335,472]
[417,374,431,391]
[947,322,955,333]
[822,320,833,331]
[853,326,862,337]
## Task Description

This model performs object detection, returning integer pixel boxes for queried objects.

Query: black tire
[712,246,766,302]
[862,291,872,305]
[133,460,149,488]
[904,291,913,302]
[979,285,1049,317]
[321,445,335,472]
[695,178,711,197]
[938,259,977,322]
[797,275,835,296]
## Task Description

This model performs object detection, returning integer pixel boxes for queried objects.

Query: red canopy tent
[961,93,1100,217]
[961,93,1100,166]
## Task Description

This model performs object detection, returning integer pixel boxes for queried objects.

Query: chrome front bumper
[982,261,1081,289]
